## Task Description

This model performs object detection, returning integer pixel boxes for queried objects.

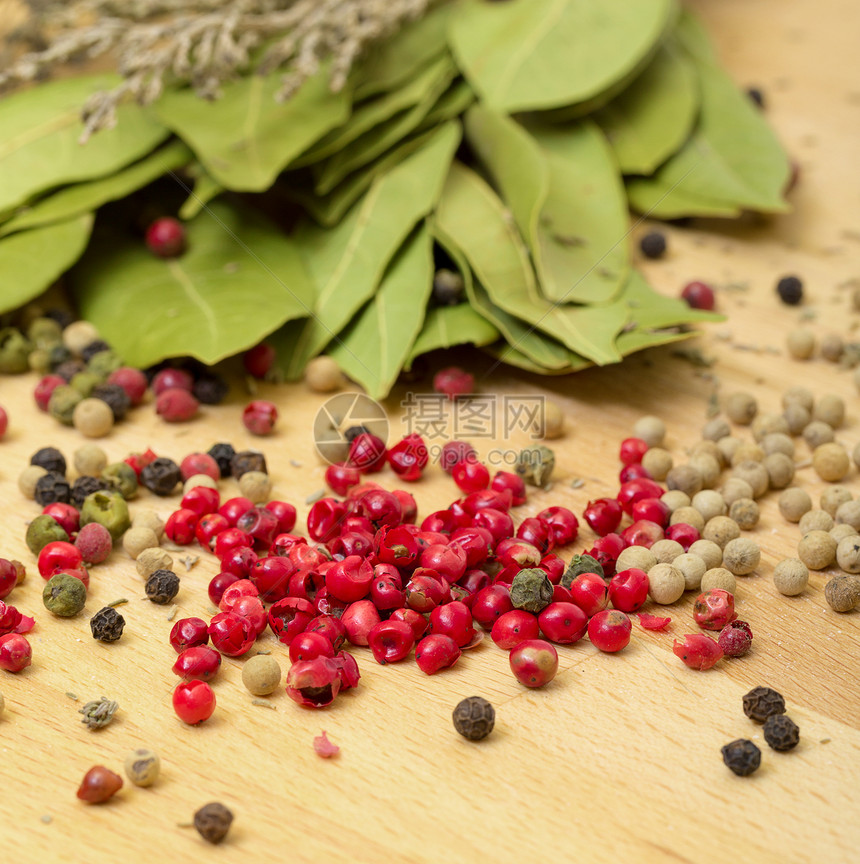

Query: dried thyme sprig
[79,696,119,729]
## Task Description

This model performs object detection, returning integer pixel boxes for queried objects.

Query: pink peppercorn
[340,600,381,647]
[172,645,221,680]
[491,610,540,650]
[268,597,315,645]
[243,343,276,378]
[181,486,222,518]
[609,568,649,612]
[285,657,341,708]
[179,452,220,482]
[34,375,65,412]
[509,639,558,688]
[208,572,240,606]
[172,680,215,724]
[673,634,723,670]
[289,631,336,664]
[156,387,199,422]
[367,620,416,664]
[152,367,194,395]
[415,634,461,674]
[537,602,588,645]
[208,612,256,656]
[718,620,753,657]
[243,400,278,436]
[0,633,32,671]
[169,617,209,652]
[74,523,112,564]
[681,280,716,311]
[37,541,83,578]
[146,217,187,258]
[433,366,474,399]
[107,367,148,405]
[693,589,737,631]
[42,502,79,536]
[588,610,632,653]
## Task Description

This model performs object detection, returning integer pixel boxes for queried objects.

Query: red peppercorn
[471,584,513,630]
[693,589,737,631]
[617,478,664,515]
[146,216,186,258]
[243,343,276,378]
[172,679,216,724]
[156,387,199,422]
[332,651,361,690]
[208,612,256,656]
[491,610,540,650]
[568,572,609,617]
[340,600,381,647]
[42,502,80,536]
[169,617,209,653]
[34,375,65,412]
[619,463,652,483]
[539,553,565,585]
[673,633,723,670]
[218,497,254,527]
[718,620,753,657]
[76,766,123,803]
[164,508,199,545]
[588,610,631,652]
[325,555,374,603]
[265,500,297,535]
[490,471,527,506]
[285,657,341,707]
[152,367,194,395]
[236,506,279,546]
[370,569,405,611]
[452,460,490,494]
[195,513,230,549]
[392,490,417,524]
[439,440,477,473]
[307,498,347,542]
[348,433,387,473]
[514,518,552,555]
[428,601,475,647]
[450,526,493,567]
[179,452,220,483]
[386,433,429,481]
[609,568,650,612]
[373,525,419,568]
[173,645,221,680]
[420,543,467,583]
[619,437,649,465]
[536,506,579,546]
[367,620,416,664]
[538,602,588,644]
[509,639,558,687]
[0,633,32,671]
[208,571,240,606]
[630,498,670,528]
[620,519,664,549]
[681,280,716,310]
[665,523,700,550]
[472,507,513,546]
[107,367,148,405]
[405,572,446,613]
[289,631,336,664]
[415,633,461,674]
[243,400,278,436]
[37,541,83,579]
[433,366,474,399]
[586,533,627,578]
[268,597,315,645]
[305,615,347,652]
[219,578,259,613]
[583,498,623,536]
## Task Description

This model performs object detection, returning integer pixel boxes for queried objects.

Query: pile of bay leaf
[0,0,790,398]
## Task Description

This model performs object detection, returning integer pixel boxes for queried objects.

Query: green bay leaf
[71,201,313,367]
[0,76,169,214]
[448,0,676,113]
[328,226,434,399]
[1,140,191,237]
[406,303,499,367]
[483,341,590,375]
[594,42,698,175]
[154,68,351,192]
[418,79,476,131]
[272,121,462,379]
[0,214,93,315]
[179,170,224,220]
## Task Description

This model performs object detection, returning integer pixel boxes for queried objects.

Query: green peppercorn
[27,316,63,347]
[43,572,87,617]
[26,514,69,555]
[70,371,103,397]
[561,554,604,588]
[101,462,138,500]
[48,384,83,425]
[0,327,33,373]
[28,348,51,373]
[509,568,553,613]
[80,490,130,541]
[515,445,555,488]
[86,349,122,379]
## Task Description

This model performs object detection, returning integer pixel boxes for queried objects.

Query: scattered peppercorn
[238,470,272,504]
[452,696,495,741]
[34,472,71,506]
[193,802,233,844]
[141,457,181,496]
[71,476,109,509]
[207,443,236,478]
[90,607,126,643]
[509,568,553,613]
[742,686,786,722]
[124,748,161,787]
[26,514,68,555]
[91,383,131,420]
[721,739,761,776]
[192,372,229,405]
[230,450,267,479]
[762,713,800,752]
[101,462,138,500]
[80,490,130,541]
[824,575,860,612]
[305,356,345,393]
[43,572,87,617]
[432,268,465,305]
[76,765,123,804]
[515,445,555,488]
[639,231,667,259]
[31,447,66,475]
[145,569,180,605]
[776,275,803,305]
[241,654,281,696]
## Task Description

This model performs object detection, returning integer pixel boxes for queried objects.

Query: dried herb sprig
[3,0,437,140]
[79,696,119,729]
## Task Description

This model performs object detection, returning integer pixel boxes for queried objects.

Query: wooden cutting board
[1,0,859,860]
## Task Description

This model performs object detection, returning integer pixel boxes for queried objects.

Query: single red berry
[568,572,609,617]
[392,489,417,524]
[329,530,374,559]
[509,639,558,687]
[617,478,664,515]
[43,502,80,537]
[124,448,157,477]
[208,571,240,606]
[471,507,514,546]
[165,508,199,545]
[267,596,315,645]
[420,543,467,582]
[289,631,336,664]
[172,679,216,724]
[286,657,341,707]
[583,498,623,536]
[37,541,83,578]
[491,610,540,650]
[370,569,405,611]
[374,525,420,569]
[387,608,427,642]
[348,433,387,473]
[213,528,254,561]
[0,406,5,438]
[169,617,209,653]
[452,460,490,494]
[305,615,347,652]
[325,555,374,603]
[179,452,220,483]
[536,506,579,546]
[76,766,123,803]
[0,633,32,671]
[450,526,493,567]
[586,533,628,578]
[243,400,278,436]
[491,471,527,506]
[307,498,347,543]
[236,506,279,546]
[429,601,475,647]
[195,513,230,549]
[208,612,256,656]
[265,500,297,535]
[367,619,416,664]
[332,651,361,690]
[588,610,632,652]
[243,343,276,379]
[325,462,361,496]
[471,584,513,630]
[34,375,65,412]
[693,589,737,631]
[496,538,541,571]
[107,367,148,405]
[386,433,429,482]
[718,620,753,657]
[182,486,220,517]
[665,523,700,550]
[681,280,716,310]
[673,633,723,670]
[415,633,461,674]
[630,498,670,528]
[433,366,474,399]
[514,517,553,555]
[404,572,446,613]
[146,216,186,258]
[340,600,381,647]
[439,440,476,473]
[218,578,259,613]
[619,437,649,465]
[156,387,199,422]
[74,523,112,564]
[152,367,193,395]
[172,645,221,680]
[609,568,650,612]
[620,519,664,549]
[619,463,652,483]
[218,497,254,527]
[539,553,565,585]
[538,602,588,645]
[354,488,402,530]
[219,547,257,580]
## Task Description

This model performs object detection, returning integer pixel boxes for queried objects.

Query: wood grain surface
[2,1,860,861]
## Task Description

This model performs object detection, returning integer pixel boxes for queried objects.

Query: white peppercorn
[242,654,282,695]
[821,486,852,517]
[63,320,100,355]
[18,465,47,499]
[732,461,769,499]
[835,500,860,531]
[674,553,707,591]
[854,366,860,394]
[641,448,672,481]
[661,490,690,513]
[701,567,737,594]
[797,530,837,570]
[123,527,159,560]
[813,442,850,482]
[779,487,812,522]
[782,402,810,436]
[798,509,834,534]
[183,473,218,494]
[691,490,727,522]
[536,400,565,440]
[74,444,108,477]
[763,452,795,489]
[730,443,765,467]
[305,356,345,393]
[703,516,741,549]
[702,417,731,442]
[782,385,814,412]
[773,559,809,596]
[803,421,835,450]
[689,453,721,489]
[689,539,723,571]
[723,538,760,576]
[669,506,705,533]
[835,534,860,573]
[729,498,760,531]
[824,575,860,612]
[813,394,845,429]
[132,510,165,540]
[721,478,754,506]
[647,563,685,604]
[239,470,272,504]
[853,440,860,472]
[762,433,794,458]
[666,464,703,498]
[751,413,790,442]
[786,328,815,359]
[650,539,684,564]
[830,523,857,544]
[820,333,844,363]
[724,392,758,426]
[633,415,666,448]
[124,748,161,787]
[136,547,173,579]
[615,546,657,574]
[717,436,743,465]
[689,440,722,463]
[73,398,114,438]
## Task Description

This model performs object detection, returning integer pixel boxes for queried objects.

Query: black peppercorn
[31,446,67,475]
[230,450,267,480]
[34,472,72,506]
[746,86,765,109]
[432,269,465,306]
[80,339,111,362]
[207,443,236,478]
[452,696,495,741]
[639,231,667,259]
[742,686,786,722]
[763,714,800,751]
[344,425,371,443]
[721,739,761,776]
[55,359,86,381]
[91,383,131,420]
[47,344,73,372]
[44,308,74,329]
[141,457,181,496]
[90,607,126,643]
[145,569,180,604]
[72,475,110,509]
[193,373,229,405]
[194,802,233,844]
[776,275,803,306]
